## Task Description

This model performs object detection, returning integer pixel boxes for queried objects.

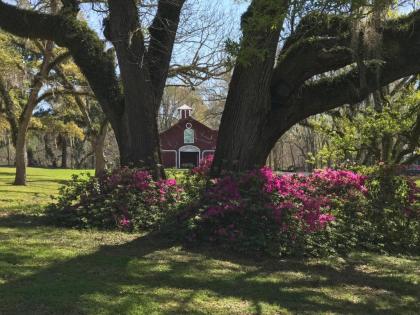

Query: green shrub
[46,168,185,231]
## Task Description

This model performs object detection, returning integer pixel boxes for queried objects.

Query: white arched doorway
[178,145,200,168]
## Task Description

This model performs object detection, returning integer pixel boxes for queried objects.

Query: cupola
[177,104,192,119]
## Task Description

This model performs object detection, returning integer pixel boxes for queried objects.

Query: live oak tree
[210,0,420,173]
[0,0,181,179]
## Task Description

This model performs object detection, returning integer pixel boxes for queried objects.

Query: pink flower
[192,155,214,176]
[165,178,177,186]
[318,213,335,226]
[132,170,152,191]
[119,216,132,230]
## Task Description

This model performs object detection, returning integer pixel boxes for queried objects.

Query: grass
[0,167,419,314]
[0,167,91,214]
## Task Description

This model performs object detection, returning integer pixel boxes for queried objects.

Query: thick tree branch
[281,12,351,53]
[46,50,72,72]
[0,1,124,124]
[272,10,420,108]
[268,9,420,132]
[107,0,146,66]
[146,0,185,104]
[289,60,419,124]
[272,36,353,105]
[36,89,93,104]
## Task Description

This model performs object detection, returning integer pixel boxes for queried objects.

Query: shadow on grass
[0,179,70,186]
[0,213,47,228]
[0,225,418,315]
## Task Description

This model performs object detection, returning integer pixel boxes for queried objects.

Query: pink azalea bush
[185,160,419,256]
[47,167,184,231]
[192,154,214,176]
[47,157,419,256]
[186,166,371,256]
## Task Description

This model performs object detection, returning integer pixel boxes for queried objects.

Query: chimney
[177,104,192,119]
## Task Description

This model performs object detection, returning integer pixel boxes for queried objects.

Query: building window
[184,124,194,144]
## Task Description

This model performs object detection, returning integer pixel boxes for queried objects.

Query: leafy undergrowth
[0,168,419,314]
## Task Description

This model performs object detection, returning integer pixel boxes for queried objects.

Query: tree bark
[6,131,11,166]
[14,131,27,185]
[60,134,68,168]
[92,121,108,176]
[212,0,287,174]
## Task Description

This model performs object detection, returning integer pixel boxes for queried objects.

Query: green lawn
[0,167,91,214]
[0,167,419,314]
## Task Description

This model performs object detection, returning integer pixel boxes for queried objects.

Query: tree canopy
[0,0,419,176]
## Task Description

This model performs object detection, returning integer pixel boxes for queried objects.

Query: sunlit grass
[0,167,92,214]
[0,168,419,314]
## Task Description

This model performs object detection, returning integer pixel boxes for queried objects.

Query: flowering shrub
[192,154,214,176]
[185,167,419,256]
[46,167,184,231]
[185,168,366,256]
[46,160,419,256]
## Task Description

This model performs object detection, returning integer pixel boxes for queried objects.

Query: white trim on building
[178,145,200,168]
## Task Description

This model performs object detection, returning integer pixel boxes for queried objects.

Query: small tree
[309,78,420,166]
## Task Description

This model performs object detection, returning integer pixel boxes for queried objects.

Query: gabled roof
[160,116,217,136]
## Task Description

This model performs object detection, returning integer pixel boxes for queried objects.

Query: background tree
[0,11,90,184]
[308,77,420,166]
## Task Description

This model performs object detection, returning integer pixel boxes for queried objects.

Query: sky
[80,0,247,40]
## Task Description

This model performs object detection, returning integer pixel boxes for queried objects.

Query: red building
[160,105,218,168]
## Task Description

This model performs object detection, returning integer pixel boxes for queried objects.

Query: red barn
[160,105,218,168]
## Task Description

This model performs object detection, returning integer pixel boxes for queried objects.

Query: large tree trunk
[60,134,68,168]
[113,101,163,175]
[106,0,184,178]
[92,122,108,176]
[213,6,420,173]
[14,129,27,185]
[212,0,286,175]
